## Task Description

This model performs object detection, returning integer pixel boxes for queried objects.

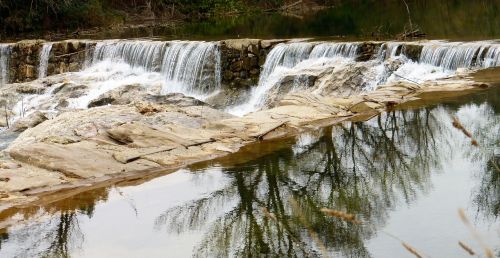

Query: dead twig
[402,242,423,258]
[383,231,429,258]
[451,116,479,147]
[458,241,475,256]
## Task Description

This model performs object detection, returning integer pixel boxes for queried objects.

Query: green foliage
[0,0,260,35]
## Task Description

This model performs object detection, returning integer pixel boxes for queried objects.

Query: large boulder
[12,111,48,132]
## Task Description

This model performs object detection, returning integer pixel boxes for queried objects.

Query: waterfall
[376,42,403,60]
[228,42,359,116]
[0,44,11,87]
[309,43,359,59]
[482,45,500,68]
[89,40,167,71]
[161,41,221,95]
[38,43,53,79]
[258,43,314,85]
[85,40,221,95]
[419,41,500,70]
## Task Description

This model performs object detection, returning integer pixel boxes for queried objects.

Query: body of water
[0,88,498,257]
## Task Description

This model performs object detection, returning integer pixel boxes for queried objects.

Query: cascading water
[90,40,166,71]
[376,42,403,61]
[0,44,11,87]
[38,43,53,79]
[160,41,221,95]
[228,42,359,116]
[309,43,359,59]
[84,40,221,96]
[419,41,500,70]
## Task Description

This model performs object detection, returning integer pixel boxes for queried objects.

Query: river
[0,87,498,257]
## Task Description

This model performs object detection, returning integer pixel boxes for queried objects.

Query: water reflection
[154,108,450,257]
[90,0,499,41]
[0,89,498,257]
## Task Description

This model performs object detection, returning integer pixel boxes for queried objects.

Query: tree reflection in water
[0,188,109,257]
[154,108,460,257]
[0,93,497,257]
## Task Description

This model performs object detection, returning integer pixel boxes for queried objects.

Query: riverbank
[0,35,499,218]
[0,68,497,216]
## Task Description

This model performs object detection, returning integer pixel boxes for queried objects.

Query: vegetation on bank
[0,0,308,36]
[0,0,497,39]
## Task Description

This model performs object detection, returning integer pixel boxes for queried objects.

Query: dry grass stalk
[289,198,330,258]
[402,242,423,258]
[458,209,494,258]
[382,231,430,258]
[451,116,479,147]
[458,241,475,256]
[320,208,361,224]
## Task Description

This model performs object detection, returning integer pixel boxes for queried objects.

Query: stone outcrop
[0,70,493,212]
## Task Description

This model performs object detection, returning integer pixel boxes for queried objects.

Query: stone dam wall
[1,39,427,86]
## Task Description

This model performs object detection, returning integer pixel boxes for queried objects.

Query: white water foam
[227,42,360,116]
[5,40,222,126]
[38,43,53,78]
[419,41,500,70]
[0,44,11,87]
[228,40,500,116]
[86,40,221,97]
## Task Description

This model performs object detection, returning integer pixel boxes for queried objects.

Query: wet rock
[12,111,48,132]
[247,44,259,55]
[205,87,252,109]
[88,84,142,107]
[356,43,380,61]
[53,82,87,95]
[87,85,207,108]
[88,97,115,107]
[15,84,45,94]
[402,44,423,62]
[145,93,207,107]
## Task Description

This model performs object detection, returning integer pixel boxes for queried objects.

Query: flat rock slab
[0,166,66,192]
[107,122,217,148]
[9,142,158,179]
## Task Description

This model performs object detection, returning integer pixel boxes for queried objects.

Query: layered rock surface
[0,68,494,211]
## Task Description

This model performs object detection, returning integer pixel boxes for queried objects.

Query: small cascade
[482,46,500,68]
[161,41,221,95]
[258,43,314,84]
[83,41,95,69]
[89,40,167,71]
[0,44,11,87]
[376,42,403,60]
[85,40,221,95]
[228,42,359,116]
[38,43,53,78]
[309,43,359,59]
[419,41,500,70]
